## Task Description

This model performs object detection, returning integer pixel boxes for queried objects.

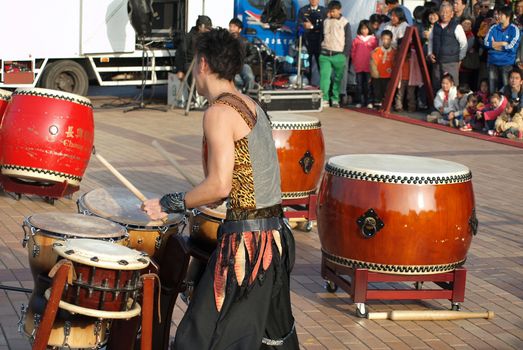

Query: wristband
[159,192,186,214]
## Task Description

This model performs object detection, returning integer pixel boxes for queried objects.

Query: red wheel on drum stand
[0,88,94,201]
[317,154,475,315]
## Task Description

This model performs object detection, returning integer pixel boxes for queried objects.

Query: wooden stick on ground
[368,310,495,321]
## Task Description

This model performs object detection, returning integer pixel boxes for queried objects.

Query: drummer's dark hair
[194,28,243,81]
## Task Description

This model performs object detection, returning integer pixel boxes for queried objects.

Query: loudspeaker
[128,0,154,37]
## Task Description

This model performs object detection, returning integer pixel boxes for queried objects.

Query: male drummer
[142,28,299,349]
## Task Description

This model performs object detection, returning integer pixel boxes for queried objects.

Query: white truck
[0,0,233,96]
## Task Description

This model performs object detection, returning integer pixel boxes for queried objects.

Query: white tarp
[81,0,136,54]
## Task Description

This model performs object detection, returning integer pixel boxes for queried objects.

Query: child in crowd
[460,94,485,131]
[494,99,523,139]
[395,51,416,112]
[352,20,378,108]
[426,73,458,125]
[449,85,473,128]
[476,92,508,135]
[477,78,490,104]
[370,30,395,108]
[319,0,351,108]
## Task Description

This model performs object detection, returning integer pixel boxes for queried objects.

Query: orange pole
[140,274,156,350]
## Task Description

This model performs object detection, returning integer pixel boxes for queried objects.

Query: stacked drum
[20,212,140,348]
[270,113,325,199]
[1,88,94,186]
[317,154,476,274]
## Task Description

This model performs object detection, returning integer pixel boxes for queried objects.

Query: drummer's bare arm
[143,104,243,219]
[183,105,236,208]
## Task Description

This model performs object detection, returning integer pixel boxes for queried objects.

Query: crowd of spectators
[297,0,523,140]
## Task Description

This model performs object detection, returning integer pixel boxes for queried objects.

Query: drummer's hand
[142,199,168,221]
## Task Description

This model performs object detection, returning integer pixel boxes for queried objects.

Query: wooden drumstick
[152,140,200,187]
[94,152,148,202]
[93,149,169,224]
[367,310,495,321]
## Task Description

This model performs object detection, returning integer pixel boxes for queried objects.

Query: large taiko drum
[0,88,94,186]
[270,113,325,199]
[77,187,185,259]
[317,154,477,274]
[50,239,149,313]
[22,212,129,283]
[0,88,11,117]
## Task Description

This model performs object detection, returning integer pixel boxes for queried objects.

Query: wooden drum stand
[282,193,318,231]
[322,257,467,317]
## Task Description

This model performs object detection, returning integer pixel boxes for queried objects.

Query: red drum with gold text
[0,88,93,186]
[317,154,476,274]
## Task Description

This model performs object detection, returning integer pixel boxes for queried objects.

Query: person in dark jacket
[484,6,521,93]
[297,0,327,86]
[427,2,468,90]
[174,15,213,80]
[229,18,257,92]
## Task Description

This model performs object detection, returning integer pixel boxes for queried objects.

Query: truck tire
[41,60,89,96]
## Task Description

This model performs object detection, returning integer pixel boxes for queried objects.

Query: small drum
[0,88,94,185]
[317,154,476,274]
[270,113,325,199]
[77,187,185,259]
[22,212,128,283]
[0,88,11,117]
[189,203,226,250]
[21,294,108,348]
[52,239,149,313]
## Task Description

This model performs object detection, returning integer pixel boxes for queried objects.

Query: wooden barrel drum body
[270,113,325,199]
[317,155,476,274]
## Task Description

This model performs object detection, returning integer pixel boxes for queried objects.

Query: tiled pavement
[0,100,521,349]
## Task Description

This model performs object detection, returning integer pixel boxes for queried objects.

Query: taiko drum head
[27,212,127,240]
[269,113,322,130]
[80,187,184,228]
[53,239,150,270]
[197,202,227,219]
[326,154,471,181]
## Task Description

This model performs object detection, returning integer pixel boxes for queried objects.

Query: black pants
[373,78,390,104]
[304,35,321,81]
[356,72,371,105]
[173,222,298,350]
